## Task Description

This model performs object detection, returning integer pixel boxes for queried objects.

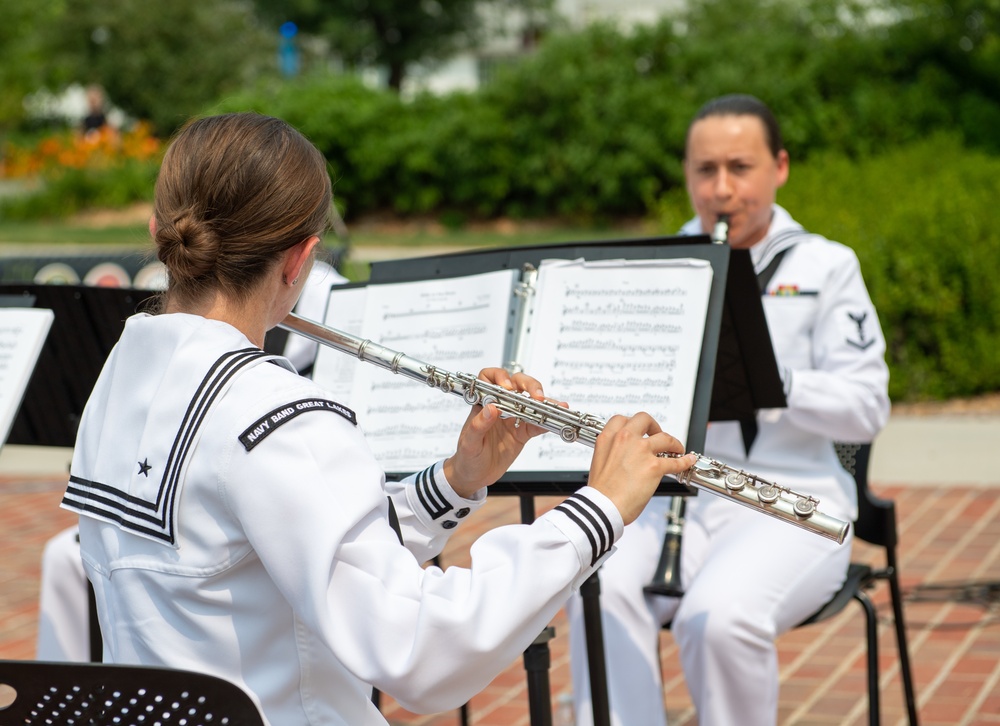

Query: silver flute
[280,312,849,544]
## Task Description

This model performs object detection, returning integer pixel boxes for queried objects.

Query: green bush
[0,159,157,221]
[211,75,410,216]
[211,25,688,221]
[655,135,1000,402]
[209,0,1000,222]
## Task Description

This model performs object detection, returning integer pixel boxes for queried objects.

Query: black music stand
[365,235,783,726]
[0,284,157,448]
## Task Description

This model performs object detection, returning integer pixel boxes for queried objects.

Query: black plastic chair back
[834,442,897,548]
[0,660,265,725]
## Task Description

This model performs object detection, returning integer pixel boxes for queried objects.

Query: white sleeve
[223,410,623,714]
[386,460,487,563]
[780,249,890,442]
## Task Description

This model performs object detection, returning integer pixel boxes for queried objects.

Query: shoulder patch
[239,398,357,451]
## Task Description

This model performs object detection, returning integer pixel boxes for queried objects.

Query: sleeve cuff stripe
[559,496,609,558]
[415,466,452,521]
[555,493,616,566]
[556,505,601,566]
[569,492,615,542]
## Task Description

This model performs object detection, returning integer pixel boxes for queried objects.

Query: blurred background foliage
[0,0,998,400]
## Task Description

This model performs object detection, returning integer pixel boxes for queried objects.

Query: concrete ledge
[0,445,72,478]
[871,415,1000,487]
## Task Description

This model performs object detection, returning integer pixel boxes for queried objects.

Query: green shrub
[211,74,409,217]
[0,159,157,221]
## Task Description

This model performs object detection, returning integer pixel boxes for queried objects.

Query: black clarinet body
[642,495,686,597]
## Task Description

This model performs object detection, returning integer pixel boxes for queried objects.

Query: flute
[279,312,849,544]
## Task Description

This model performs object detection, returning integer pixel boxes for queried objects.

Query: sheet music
[0,308,54,446]
[511,258,713,473]
[323,270,518,474]
[311,286,369,401]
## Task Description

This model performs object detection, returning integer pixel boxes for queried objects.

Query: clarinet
[278,310,849,545]
[644,496,686,596]
[645,213,733,597]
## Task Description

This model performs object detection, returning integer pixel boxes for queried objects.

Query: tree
[0,0,59,130]
[253,0,552,91]
[37,0,274,134]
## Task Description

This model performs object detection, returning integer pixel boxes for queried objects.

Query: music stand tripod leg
[518,495,560,726]
[581,571,612,726]
[524,626,557,726]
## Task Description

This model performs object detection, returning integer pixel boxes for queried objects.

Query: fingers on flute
[476,367,512,389]
[476,368,545,399]
[509,371,545,399]
[604,412,666,442]
[603,413,690,458]
[657,446,698,475]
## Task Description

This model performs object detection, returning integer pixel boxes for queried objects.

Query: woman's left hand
[443,368,554,498]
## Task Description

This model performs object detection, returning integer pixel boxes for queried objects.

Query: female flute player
[61,112,697,725]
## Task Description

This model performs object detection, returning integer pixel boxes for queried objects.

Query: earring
[292,278,299,286]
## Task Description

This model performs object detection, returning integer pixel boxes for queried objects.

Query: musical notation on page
[310,258,713,478]
[510,257,713,473]
[318,269,518,474]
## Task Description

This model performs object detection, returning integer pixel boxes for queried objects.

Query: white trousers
[36,525,90,662]
[567,493,852,726]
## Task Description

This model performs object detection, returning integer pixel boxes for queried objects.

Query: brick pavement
[2,473,998,725]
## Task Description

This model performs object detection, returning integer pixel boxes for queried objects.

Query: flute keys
[757,485,780,504]
[725,473,746,492]
[560,426,578,443]
[793,498,817,518]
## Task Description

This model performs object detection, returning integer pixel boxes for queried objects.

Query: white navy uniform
[567,204,890,725]
[63,312,623,726]
[36,261,346,663]
[36,526,91,662]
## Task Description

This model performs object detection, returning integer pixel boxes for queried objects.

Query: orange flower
[0,123,163,180]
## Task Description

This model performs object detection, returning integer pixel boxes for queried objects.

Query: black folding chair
[795,442,919,725]
[0,659,266,725]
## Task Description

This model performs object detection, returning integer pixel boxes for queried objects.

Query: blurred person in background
[80,84,111,141]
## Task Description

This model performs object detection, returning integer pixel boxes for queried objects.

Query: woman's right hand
[587,413,697,525]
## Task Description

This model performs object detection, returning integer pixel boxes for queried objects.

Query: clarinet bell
[643,526,685,598]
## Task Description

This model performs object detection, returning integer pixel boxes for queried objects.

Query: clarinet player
[60,111,698,725]
[566,94,891,725]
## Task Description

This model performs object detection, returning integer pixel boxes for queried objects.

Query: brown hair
[153,112,331,307]
[686,94,785,159]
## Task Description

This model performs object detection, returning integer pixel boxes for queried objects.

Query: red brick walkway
[2,475,998,726]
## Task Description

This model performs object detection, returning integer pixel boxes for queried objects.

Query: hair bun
[155,212,221,285]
